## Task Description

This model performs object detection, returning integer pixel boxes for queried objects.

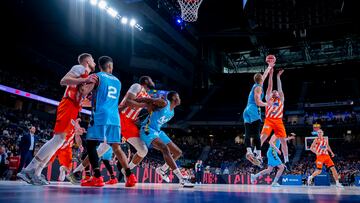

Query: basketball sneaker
[246,152,261,167]
[125,174,137,187]
[105,178,118,185]
[271,182,281,187]
[180,179,194,188]
[17,169,32,184]
[81,176,105,187]
[66,172,81,185]
[285,162,292,172]
[336,182,344,188]
[80,175,92,184]
[156,167,170,183]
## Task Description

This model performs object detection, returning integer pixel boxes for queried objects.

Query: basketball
[266,55,276,64]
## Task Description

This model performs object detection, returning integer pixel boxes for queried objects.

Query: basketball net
[178,0,204,22]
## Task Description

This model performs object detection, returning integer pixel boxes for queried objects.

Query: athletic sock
[111,174,116,179]
[73,163,85,173]
[160,163,169,172]
[93,168,101,178]
[173,168,183,181]
[85,170,91,177]
[128,161,136,170]
[246,147,253,154]
[284,155,289,163]
[273,176,279,183]
[309,175,313,181]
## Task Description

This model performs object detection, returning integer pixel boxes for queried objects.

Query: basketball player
[79,56,137,187]
[67,76,155,183]
[307,129,343,188]
[243,62,274,166]
[118,76,155,172]
[52,119,85,182]
[251,133,295,187]
[260,69,291,170]
[139,91,193,187]
[17,53,96,185]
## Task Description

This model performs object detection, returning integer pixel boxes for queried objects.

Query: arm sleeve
[68,65,86,77]
[127,83,142,96]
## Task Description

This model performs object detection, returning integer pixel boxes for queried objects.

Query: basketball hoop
[178,0,204,22]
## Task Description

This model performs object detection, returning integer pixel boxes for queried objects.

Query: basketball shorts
[261,118,287,138]
[120,113,140,139]
[140,127,172,147]
[266,150,282,167]
[49,146,72,169]
[53,98,81,135]
[316,154,334,169]
[87,125,121,144]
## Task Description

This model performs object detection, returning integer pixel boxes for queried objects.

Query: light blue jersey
[267,139,282,167]
[87,71,122,144]
[142,99,174,132]
[140,100,174,147]
[92,72,121,126]
[243,83,263,123]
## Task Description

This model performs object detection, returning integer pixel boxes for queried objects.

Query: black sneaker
[285,162,291,172]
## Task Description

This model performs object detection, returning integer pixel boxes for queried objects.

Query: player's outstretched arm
[122,92,148,110]
[254,86,271,107]
[60,67,96,86]
[262,63,275,82]
[78,74,99,97]
[277,69,285,101]
[266,68,274,101]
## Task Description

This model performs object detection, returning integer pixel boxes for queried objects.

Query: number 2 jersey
[142,99,174,132]
[91,72,121,126]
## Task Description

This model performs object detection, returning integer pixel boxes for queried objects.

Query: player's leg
[308,156,323,186]
[272,164,285,187]
[127,137,148,169]
[156,132,181,182]
[260,119,272,147]
[275,121,289,168]
[102,159,118,185]
[151,138,192,187]
[81,139,104,187]
[111,143,137,187]
[251,166,274,184]
[325,157,343,188]
[58,147,72,182]
[252,120,262,162]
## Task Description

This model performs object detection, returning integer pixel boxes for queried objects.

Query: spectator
[195,160,203,184]
[18,126,37,172]
[0,146,8,179]
[223,167,230,175]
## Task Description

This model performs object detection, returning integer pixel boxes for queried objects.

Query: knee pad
[97,143,111,157]
[136,146,148,158]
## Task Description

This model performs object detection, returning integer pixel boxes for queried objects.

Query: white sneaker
[271,182,280,187]
[59,166,66,182]
[180,179,194,188]
[336,182,344,188]
[39,174,50,185]
[156,167,170,183]
[17,169,32,184]
[250,174,256,184]
[307,176,312,186]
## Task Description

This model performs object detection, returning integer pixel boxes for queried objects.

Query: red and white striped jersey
[120,83,150,121]
[315,138,329,155]
[63,65,89,106]
[265,97,284,119]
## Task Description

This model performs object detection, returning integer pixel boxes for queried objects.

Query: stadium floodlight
[129,19,136,27]
[90,0,98,6]
[98,1,107,9]
[107,7,118,18]
[121,17,128,24]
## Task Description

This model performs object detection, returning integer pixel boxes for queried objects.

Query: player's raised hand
[277,69,284,77]
[331,153,335,158]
